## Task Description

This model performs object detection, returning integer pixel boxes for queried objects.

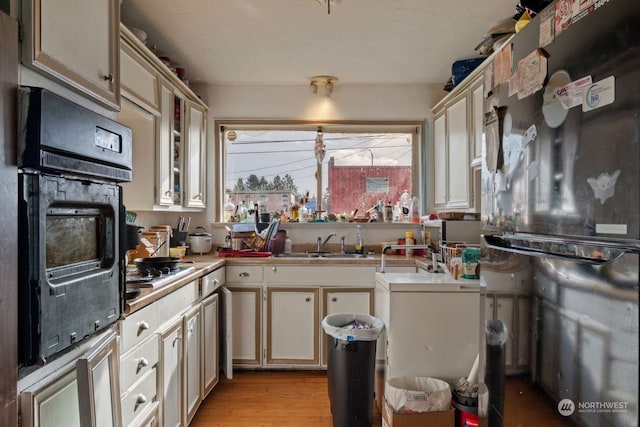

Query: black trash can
[322,313,384,427]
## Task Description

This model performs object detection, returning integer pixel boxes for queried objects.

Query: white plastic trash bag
[321,313,384,342]
[385,377,452,413]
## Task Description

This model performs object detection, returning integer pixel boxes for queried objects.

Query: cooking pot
[134,256,182,273]
[188,226,212,255]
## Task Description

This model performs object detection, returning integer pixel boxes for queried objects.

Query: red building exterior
[327,157,412,215]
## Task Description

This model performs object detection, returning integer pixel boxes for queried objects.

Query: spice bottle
[405,231,415,256]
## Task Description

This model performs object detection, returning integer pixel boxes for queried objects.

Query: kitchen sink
[319,253,371,259]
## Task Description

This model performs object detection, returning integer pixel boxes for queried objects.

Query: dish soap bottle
[355,225,363,254]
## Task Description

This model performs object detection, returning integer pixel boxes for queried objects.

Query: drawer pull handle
[213,279,219,285]
[137,357,149,372]
[138,321,150,334]
[135,394,147,405]
[103,73,114,83]
[305,297,311,302]
[239,272,249,278]
[331,297,338,302]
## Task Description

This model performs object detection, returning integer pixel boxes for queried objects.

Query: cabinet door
[202,293,219,398]
[446,95,471,208]
[160,319,184,427]
[220,286,234,380]
[120,39,159,113]
[184,102,206,208]
[184,307,201,425]
[20,367,81,427]
[227,286,262,365]
[433,113,447,207]
[266,287,319,365]
[157,81,175,206]
[76,331,122,427]
[321,288,374,365]
[22,0,120,110]
[471,79,485,166]
[516,295,530,369]
[119,97,158,210]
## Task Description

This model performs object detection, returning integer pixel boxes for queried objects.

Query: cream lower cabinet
[20,331,121,427]
[263,264,376,369]
[266,287,319,366]
[160,318,184,427]
[20,367,81,427]
[226,265,263,366]
[184,306,202,425]
[201,293,219,397]
[485,292,530,374]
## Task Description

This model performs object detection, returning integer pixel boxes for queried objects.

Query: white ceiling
[120,0,517,86]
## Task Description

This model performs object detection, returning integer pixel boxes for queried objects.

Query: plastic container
[322,313,384,427]
[452,398,479,427]
[355,225,363,254]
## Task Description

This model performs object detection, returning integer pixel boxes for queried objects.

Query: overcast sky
[225,130,412,198]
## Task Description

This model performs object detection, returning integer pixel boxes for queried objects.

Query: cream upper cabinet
[433,113,447,208]
[471,78,485,166]
[158,81,176,206]
[22,0,120,110]
[431,71,487,212]
[118,25,208,211]
[184,101,207,209]
[446,95,470,208]
[120,26,159,114]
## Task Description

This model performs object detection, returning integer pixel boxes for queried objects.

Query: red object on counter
[396,238,406,255]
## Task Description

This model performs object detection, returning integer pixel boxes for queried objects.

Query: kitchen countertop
[375,271,481,292]
[124,252,430,315]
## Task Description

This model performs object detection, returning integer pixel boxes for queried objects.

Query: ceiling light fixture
[309,75,338,97]
[315,0,342,14]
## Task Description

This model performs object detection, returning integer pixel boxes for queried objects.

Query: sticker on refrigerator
[587,169,620,204]
[595,224,628,235]
[542,70,571,128]
[538,7,555,47]
[582,76,615,112]
[555,0,573,37]
[517,49,548,100]
[523,124,537,147]
[557,75,592,109]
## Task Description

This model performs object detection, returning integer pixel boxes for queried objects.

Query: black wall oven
[18,87,132,368]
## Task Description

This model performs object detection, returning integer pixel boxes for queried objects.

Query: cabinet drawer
[121,368,157,427]
[201,267,225,296]
[121,281,199,353]
[265,265,375,284]
[120,336,159,395]
[226,265,263,283]
[121,304,160,356]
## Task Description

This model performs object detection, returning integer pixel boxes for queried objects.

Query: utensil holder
[171,229,188,247]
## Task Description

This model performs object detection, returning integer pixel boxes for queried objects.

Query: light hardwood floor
[191,371,574,427]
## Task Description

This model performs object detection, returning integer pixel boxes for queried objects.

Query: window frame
[213,120,424,222]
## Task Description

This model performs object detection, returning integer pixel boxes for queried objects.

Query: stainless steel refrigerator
[480,0,639,426]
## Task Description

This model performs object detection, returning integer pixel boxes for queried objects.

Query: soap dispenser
[355,225,363,254]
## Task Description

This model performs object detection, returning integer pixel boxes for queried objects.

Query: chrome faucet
[317,232,337,252]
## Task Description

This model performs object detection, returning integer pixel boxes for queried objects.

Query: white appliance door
[220,286,233,380]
